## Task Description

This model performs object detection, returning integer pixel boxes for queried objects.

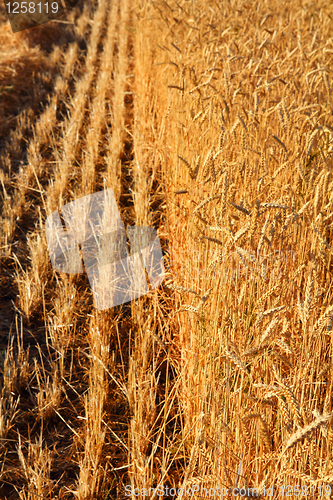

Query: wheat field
[1,0,333,498]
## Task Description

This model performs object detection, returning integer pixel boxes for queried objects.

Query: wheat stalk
[283,412,333,451]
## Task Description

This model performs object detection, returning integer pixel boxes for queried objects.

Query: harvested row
[75,0,131,496]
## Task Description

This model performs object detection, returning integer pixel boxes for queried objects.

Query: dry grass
[1,0,333,498]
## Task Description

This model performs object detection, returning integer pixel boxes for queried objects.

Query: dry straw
[1,0,333,496]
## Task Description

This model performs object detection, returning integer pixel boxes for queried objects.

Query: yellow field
[1,0,333,498]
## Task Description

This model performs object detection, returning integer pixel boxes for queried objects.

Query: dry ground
[1,0,333,498]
